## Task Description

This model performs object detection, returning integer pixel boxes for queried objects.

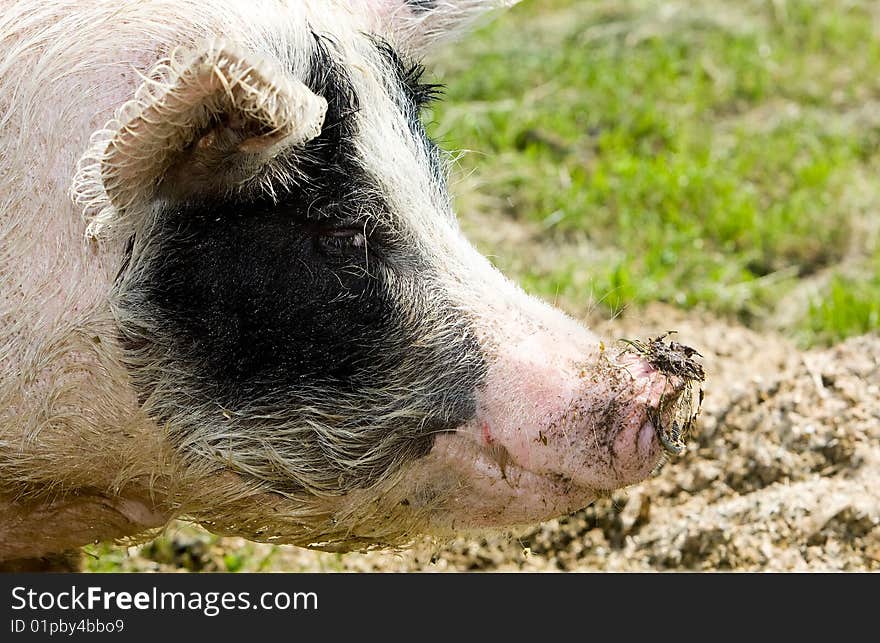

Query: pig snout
[403,295,700,531]
[472,325,685,491]
[473,348,682,491]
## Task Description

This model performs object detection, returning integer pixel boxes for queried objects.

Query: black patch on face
[117,34,485,493]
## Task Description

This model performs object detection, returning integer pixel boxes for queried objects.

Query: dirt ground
[100,305,879,572]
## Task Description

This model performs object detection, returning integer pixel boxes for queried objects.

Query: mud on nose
[619,332,706,456]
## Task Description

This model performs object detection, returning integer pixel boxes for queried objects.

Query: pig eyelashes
[399,59,444,109]
[373,39,444,110]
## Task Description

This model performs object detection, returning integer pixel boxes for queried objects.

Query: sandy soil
[103,305,879,572]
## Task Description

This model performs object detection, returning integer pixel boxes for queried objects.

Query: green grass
[805,260,880,344]
[427,0,880,343]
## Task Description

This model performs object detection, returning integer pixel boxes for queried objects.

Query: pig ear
[72,39,327,239]
[364,0,522,55]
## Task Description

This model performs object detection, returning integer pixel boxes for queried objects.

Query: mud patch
[619,332,706,456]
[620,332,706,383]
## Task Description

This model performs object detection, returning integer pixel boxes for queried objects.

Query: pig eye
[314,227,367,257]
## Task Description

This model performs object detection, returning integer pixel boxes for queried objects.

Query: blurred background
[86,0,880,571]
[436,0,879,345]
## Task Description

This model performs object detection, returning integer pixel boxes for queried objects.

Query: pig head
[0,0,700,561]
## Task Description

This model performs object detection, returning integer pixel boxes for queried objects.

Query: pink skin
[397,295,684,530]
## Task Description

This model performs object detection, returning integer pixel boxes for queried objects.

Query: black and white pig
[0,0,701,566]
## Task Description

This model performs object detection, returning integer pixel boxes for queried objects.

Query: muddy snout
[618,333,706,457]
[467,322,708,501]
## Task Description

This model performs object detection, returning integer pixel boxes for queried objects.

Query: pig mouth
[414,383,698,531]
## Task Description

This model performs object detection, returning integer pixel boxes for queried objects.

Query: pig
[0,0,702,568]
